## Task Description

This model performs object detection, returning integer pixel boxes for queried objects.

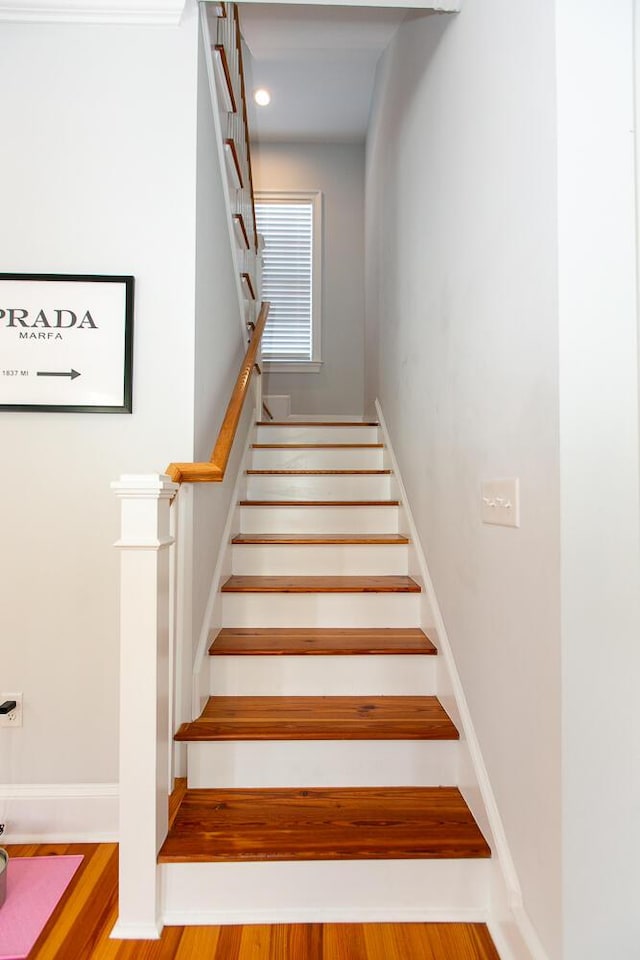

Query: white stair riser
[161,859,490,925]
[255,425,380,444]
[208,654,436,696]
[239,505,400,534]
[251,447,384,470]
[231,543,409,576]
[221,592,421,628]
[186,740,458,789]
[246,474,391,501]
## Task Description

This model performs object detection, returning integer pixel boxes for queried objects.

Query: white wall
[253,141,365,417]
[0,5,221,809]
[366,3,563,956]
[191,17,248,655]
[556,2,640,957]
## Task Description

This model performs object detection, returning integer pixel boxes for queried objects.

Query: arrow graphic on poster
[36,369,81,381]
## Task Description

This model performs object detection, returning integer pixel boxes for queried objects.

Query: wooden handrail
[166,301,270,485]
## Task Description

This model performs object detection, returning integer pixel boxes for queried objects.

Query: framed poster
[0,273,134,413]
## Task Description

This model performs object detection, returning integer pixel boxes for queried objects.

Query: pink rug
[0,855,83,960]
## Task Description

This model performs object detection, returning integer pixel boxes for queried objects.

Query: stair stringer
[190,417,255,719]
[376,399,549,960]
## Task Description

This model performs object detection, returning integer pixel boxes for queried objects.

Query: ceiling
[240,4,408,142]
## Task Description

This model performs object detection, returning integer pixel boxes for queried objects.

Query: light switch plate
[481,478,520,527]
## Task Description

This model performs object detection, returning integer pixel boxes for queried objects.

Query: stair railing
[111,305,268,940]
[166,300,269,484]
[110,2,267,938]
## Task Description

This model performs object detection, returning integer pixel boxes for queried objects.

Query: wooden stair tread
[246,469,391,475]
[158,786,490,863]
[239,500,401,507]
[257,421,379,427]
[175,695,456,741]
[231,533,409,545]
[209,627,436,656]
[252,443,384,449]
[221,575,421,593]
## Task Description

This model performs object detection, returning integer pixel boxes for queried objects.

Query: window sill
[264,361,323,374]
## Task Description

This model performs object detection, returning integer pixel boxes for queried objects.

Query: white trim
[265,360,323,374]
[488,906,551,960]
[255,190,323,366]
[375,399,548,960]
[162,906,485,927]
[110,920,162,940]
[113,537,174,550]
[0,0,187,23]
[191,418,256,716]
[161,857,489,924]
[0,782,118,843]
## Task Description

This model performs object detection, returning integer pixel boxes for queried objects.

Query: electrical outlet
[0,693,22,728]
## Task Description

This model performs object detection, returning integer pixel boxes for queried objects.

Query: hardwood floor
[4,843,501,959]
[209,627,436,656]
[221,575,421,593]
[158,786,490,863]
[174,695,458,741]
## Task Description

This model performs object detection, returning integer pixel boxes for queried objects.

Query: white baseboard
[110,920,162,940]
[489,905,551,960]
[162,906,486,927]
[0,782,118,842]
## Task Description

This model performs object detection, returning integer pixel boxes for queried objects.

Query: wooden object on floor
[246,469,392,475]
[221,575,421,593]
[158,787,490,863]
[208,627,436,657]
[256,421,379,427]
[174,695,458,741]
[238,499,401,507]
[230,533,409,545]
[2,843,501,960]
[252,443,384,449]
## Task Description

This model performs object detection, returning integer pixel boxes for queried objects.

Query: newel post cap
[111,474,178,500]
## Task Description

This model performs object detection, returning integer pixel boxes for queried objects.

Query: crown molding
[0,0,188,24]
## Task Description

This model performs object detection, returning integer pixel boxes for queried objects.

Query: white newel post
[111,474,178,939]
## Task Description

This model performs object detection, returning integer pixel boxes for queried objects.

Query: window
[255,191,322,372]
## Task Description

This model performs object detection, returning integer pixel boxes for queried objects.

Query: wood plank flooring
[4,843,501,959]
[256,421,380,428]
[174,695,458,741]
[158,787,490,863]
[252,443,385,449]
[221,575,421,593]
[231,534,409,544]
[238,500,401,507]
[209,627,436,656]
[246,469,392,475]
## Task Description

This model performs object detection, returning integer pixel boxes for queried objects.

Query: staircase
[158,420,492,925]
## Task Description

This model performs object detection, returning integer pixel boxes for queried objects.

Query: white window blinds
[255,198,314,362]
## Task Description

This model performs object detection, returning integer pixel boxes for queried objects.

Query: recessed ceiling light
[254,88,271,107]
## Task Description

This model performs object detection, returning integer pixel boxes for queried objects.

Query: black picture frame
[0,273,134,414]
